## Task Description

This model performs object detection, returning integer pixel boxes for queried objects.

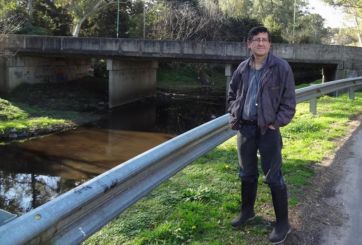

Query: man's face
[247,32,271,58]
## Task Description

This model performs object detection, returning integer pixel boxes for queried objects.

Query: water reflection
[0,129,172,214]
[0,172,63,214]
[0,90,225,215]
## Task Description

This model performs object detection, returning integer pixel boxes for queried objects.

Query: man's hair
[247,26,271,42]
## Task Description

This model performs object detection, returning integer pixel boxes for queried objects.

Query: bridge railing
[1,77,362,245]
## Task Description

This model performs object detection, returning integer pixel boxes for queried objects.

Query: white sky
[308,0,355,28]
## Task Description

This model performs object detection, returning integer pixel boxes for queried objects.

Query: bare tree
[0,16,25,57]
[150,2,223,41]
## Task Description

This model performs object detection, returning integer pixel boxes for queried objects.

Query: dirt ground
[285,115,362,245]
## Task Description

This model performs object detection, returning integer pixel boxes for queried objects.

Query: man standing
[227,26,296,244]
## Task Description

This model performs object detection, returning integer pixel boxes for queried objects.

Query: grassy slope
[0,78,107,143]
[0,97,69,140]
[84,92,362,245]
[157,65,226,91]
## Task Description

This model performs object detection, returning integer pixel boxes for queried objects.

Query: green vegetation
[85,92,362,245]
[0,97,68,142]
[157,64,226,92]
[0,78,107,143]
[2,0,332,44]
[296,79,322,89]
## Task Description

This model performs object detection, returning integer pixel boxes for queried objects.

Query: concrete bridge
[1,35,362,108]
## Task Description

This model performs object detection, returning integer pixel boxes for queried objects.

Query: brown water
[0,128,172,214]
[0,91,225,214]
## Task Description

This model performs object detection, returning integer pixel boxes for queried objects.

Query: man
[227,26,296,244]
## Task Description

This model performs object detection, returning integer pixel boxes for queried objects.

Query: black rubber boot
[269,185,291,244]
[231,180,257,229]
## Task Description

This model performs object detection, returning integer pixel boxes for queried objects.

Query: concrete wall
[0,56,92,93]
[107,60,158,108]
[0,57,6,94]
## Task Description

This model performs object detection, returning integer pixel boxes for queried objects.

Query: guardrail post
[310,98,317,115]
[349,87,355,100]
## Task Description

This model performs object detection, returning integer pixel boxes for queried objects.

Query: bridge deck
[2,35,357,65]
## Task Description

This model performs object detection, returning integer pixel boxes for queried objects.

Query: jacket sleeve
[273,64,296,128]
[227,70,240,112]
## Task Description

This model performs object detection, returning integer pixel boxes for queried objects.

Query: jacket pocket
[228,96,243,130]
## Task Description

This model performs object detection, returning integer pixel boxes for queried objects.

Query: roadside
[320,119,362,245]
[286,114,362,245]
[84,94,362,245]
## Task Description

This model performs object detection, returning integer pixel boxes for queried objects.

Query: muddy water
[0,128,172,214]
[0,91,226,214]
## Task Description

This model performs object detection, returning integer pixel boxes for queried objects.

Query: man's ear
[247,41,251,49]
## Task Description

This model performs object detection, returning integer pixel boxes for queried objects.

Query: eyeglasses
[251,38,269,43]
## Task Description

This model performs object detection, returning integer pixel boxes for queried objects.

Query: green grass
[84,92,362,245]
[157,64,226,91]
[0,78,106,143]
[296,79,322,89]
[0,98,69,139]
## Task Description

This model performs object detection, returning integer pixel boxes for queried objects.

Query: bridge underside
[0,56,91,93]
[1,54,361,109]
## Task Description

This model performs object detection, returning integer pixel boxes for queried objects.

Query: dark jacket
[227,53,296,134]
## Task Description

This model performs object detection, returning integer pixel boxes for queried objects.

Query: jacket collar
[247,53,277,69]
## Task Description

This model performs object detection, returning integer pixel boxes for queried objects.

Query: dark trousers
[237,125,285,187]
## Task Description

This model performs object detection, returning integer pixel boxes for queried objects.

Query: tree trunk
[27,0,33,17]
[353,12,362,47]
[71,0,106,37]
[358,33,362,47]
[72,20,83,37]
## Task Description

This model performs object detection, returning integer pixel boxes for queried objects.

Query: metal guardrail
[296,77,362,103]
[1,77,362,245]
[0,209,16,227]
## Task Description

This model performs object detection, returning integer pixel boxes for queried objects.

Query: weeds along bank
[0,78,108,143]
[0,97,72,142]
[0,96,102,143]
[84,93,362,245]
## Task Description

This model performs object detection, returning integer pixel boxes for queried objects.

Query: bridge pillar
[225,64,234,110]
[107,60,158,108]
[322,65,337,82]
[332,61,359,81]
[0,57,6,93]
[0,56,92,94]
[225,64,232,91]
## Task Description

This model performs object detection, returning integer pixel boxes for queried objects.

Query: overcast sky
[308,0,355,28]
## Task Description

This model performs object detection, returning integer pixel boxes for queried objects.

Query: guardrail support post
[310,98,317,115]
[349,87,355,100]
